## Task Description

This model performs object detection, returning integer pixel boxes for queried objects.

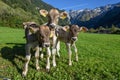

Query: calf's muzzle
[71,37,78,41]
[43,42,50,47]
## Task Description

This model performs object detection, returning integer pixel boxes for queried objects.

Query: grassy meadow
[0,26,120,80]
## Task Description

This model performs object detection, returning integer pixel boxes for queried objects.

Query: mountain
[69,2,120,28]
[0,0,54,28]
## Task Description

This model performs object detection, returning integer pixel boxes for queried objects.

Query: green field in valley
[0,26,120,80]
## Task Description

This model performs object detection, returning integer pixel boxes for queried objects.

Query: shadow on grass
[0,43,52,77]
[0,43,25,75]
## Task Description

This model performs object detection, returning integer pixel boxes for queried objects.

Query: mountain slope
[0,0,54,28]
[97,6,120,27]
[69,2,120,28]
[1,0,54,14]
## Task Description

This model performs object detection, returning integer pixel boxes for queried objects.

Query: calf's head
[23,22,38,29]
[40,9,68,28]
[25,24,51,47]
[23,22,39,41]
[64,25,88,41]
[69,25,80,41]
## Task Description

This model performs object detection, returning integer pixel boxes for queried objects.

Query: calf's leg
[52,36,57,67]
[66,43,72,66]
[56,41,60,57]
[46,47,51,71]
[73,43,78,61]
[22,44,31,77]
[52,48,56,67]
[35,46,40,70]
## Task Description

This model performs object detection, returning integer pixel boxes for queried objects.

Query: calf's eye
[74,29,77,32]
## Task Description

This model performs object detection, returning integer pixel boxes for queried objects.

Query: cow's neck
[47,19,52,26]
[65,30,73,43]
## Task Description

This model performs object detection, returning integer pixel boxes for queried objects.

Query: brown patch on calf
[37,25,51,47]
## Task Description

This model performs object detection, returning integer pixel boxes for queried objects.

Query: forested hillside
[0,0,54,28]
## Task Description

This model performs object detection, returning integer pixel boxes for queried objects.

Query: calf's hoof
[40,54,44,59]
[46,66,50,72]
[22,71,27,77]
[57,54,60,58]
[36,66,40,71]
[76,56,78,62]
[76,58,78,62]
[46,68,50,72]
[53,63,56,67]
[69,62,72,66]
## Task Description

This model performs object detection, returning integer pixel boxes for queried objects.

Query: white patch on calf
[46,47,51,70]
[66,43,72,66]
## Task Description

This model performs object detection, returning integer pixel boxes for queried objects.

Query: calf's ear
[23,22,27,29]
[29,27,38,34]
[39,9,48,17]
[79,27,88,32]
[62,26,70,31]
[60,12,68,20]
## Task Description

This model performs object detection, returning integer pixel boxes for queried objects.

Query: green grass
[0,26,120,80]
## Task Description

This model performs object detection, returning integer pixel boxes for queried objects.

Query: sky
[43,0,120,11]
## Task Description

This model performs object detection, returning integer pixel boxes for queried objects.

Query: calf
[54,25,88,66]
[22,22,51,77]
[40,9,68,67]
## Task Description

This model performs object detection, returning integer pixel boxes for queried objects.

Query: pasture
[0,26,120,80]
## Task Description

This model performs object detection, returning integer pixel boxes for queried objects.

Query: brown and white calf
[22,22,51,77]
[54,25,88,66]
[40,9,68,66]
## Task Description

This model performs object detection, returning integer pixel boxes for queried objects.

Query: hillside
[0,0,54,28]
[69,2,120,28]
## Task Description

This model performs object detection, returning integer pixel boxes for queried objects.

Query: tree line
[89,25,120,34]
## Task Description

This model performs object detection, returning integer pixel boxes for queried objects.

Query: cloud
[61,3,88,9]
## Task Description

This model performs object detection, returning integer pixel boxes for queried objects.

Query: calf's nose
[44,43,50,47]
[71,37,77,41]
[50,23,56,28]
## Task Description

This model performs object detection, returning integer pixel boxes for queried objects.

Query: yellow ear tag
[41,13,47,17]
[60,16,66,20]
[29,28,34,33]
[50,33,53,38]
[66,29,69,32]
